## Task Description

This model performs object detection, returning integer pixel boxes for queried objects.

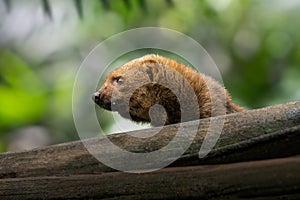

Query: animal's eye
[113,77,124,85]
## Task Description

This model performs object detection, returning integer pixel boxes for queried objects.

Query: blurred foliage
[0,50,47,129]
[0,0,300,152]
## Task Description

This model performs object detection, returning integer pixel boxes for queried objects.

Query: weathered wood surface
[0,156,299,199]
[0,101,299,178]
[0,101,299,199]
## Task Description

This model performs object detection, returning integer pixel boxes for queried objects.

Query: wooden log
[0,156,299,199]
[0,101,299,178]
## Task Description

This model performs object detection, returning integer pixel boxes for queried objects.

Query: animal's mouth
[92,92,112,110]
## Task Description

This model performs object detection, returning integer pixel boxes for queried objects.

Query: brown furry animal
[93,54,243,126]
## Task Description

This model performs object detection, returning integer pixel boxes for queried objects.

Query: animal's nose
[92,92,100,103]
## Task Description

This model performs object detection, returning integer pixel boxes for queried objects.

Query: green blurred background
[0,0,299,152]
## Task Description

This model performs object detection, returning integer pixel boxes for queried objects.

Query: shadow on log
[0,101,299,199]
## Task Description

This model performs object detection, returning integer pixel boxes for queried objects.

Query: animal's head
[93,55,163,124]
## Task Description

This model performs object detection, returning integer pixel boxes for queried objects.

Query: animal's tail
[227,102,244,113]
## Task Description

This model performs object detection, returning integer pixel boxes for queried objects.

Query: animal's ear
[146,66,154,82]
